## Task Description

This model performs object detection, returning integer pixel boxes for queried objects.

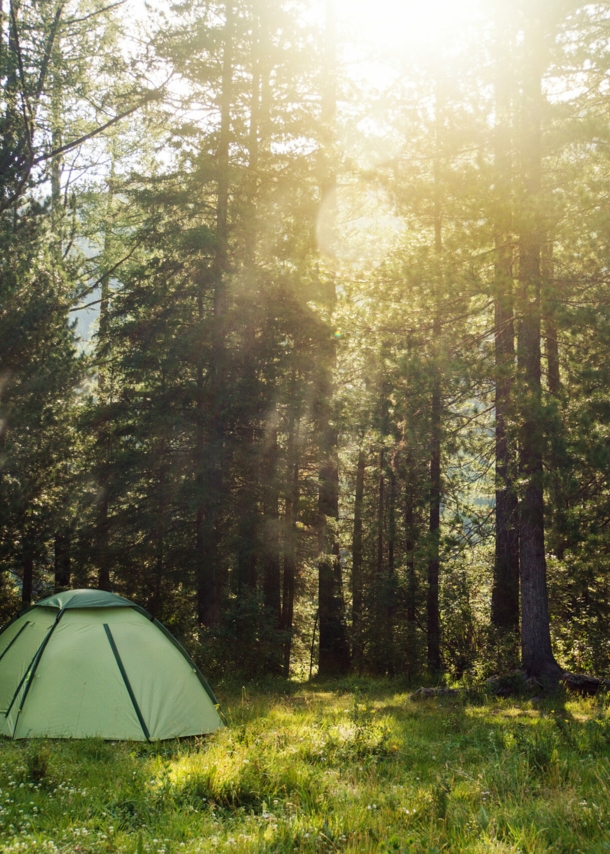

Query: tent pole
[0,621,30,665]
[10,609,65,738]
[104,623,151,741]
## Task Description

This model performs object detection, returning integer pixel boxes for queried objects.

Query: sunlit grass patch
[0,682,610,852]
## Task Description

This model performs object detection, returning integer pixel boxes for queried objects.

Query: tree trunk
[236,495,258,594]
[51,52,70,598]
[54,530,70,591]
[376,446,384,579]
[316,0,349,677]
[21,547,32,607]
[317,440,350,675]
[370,444,386,673]
[517,7,562,684]
[427,362,442,673]
[50,41,62,222]
[427,121,443,674]
[386,458,396,675]
[97,494,111,591]
[542,240,561,397]
[351,444,365,671]
[317,374,350,676]
[195,345,214,623]
[196,0,233,626]
[262,424,281,628]
[542,237,568,561]
[235,9,264,599]
[96,155,115,594]
[245,6,261,261]
[282,413,299,677]
[405,464,417,677]
[150,433,167,619]
[490,2,520,640]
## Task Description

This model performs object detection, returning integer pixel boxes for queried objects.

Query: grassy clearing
[1,680,610,853]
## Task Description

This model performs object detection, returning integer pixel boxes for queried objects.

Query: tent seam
[10,609,65,738]
[103,623,151,741]
[152,618,221,708]
[0,606,36,640]
[0,621,30,665]
[4,667,33,722]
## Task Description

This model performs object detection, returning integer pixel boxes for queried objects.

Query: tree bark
[150,431,167,619]
[316,0,349,677]
[54,530,70,591]
[371,444,386,673]
[196,0,233,626]
[96,155,115,594]
[235,7,265,599]
[50,36,62,221]
[351,444,365,670]
[542,240,561,397]
[317,437,350,675]
[195,319,209,622]
[236,491,258,594]
[245,6,261,261]
[51,38,71,597]
[96,494,111,592]
[542,237,569,560]
[517,6,562,684]
[427,361,442,674]
[21,547,32,607]
[405,464,418,677]
[376,446,384,579]
[427,113,443,674]
[281,410,299,677]
[262,423,281,629]
[386,457,396,674]
[317,360,350,676]
[490,1,520,639]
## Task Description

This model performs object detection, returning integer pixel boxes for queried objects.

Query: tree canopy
[2,0,610,683]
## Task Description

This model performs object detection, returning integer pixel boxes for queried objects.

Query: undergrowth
[1,680,609,852]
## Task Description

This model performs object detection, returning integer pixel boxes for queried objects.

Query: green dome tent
[0,589,224,740]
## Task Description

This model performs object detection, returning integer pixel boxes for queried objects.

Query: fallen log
[562,672,610,696]
[485,670,540,697]
[410,686,460,700]
[409,671,610,702]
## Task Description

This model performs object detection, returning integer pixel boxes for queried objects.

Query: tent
[0,589,224,740]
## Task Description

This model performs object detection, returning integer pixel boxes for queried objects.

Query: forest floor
[1,679,609,853]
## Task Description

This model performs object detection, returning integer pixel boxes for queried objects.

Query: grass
[1,679,610,852]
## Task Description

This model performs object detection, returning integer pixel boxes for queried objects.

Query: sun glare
[316,182,404,272]
[340,0,480,50]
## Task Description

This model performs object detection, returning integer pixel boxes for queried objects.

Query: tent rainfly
[0,589,224,740]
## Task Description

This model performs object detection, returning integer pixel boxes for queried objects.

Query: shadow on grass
[1,678,609,852]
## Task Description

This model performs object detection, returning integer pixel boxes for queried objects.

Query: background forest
[2,0,610,684]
